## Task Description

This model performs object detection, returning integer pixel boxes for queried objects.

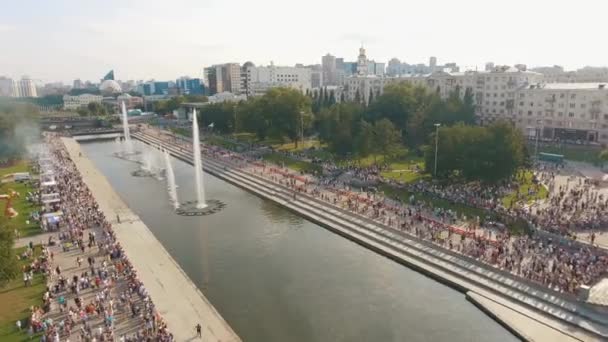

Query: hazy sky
[1,0,606,84]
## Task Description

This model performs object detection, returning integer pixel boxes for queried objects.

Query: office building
[474,65,544,125]
[514,83,608,143]
[244,62,312,97]
[0,76,16,97]
[63,94,103,110]
[176,77,205,95]
[204,63,242,95]
[322,54,337,86]
[16,76,38,98]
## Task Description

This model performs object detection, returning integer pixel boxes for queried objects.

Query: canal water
[82,141,517,342]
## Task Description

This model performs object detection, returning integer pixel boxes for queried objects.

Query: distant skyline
[2,0,607,84]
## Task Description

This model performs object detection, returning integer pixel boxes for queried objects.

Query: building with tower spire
[356,46,368,76]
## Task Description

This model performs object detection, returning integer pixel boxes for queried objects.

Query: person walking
[196,323,202,338]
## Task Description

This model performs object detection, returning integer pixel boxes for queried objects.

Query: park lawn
[170,127,191,138]
[501,170,549,207]
[0,160,29,178]
[272,139,325,152]
[0,181,39,238]
[206,136,240,150]
[380,157,427,184]
[234,132,257,144]
[379,183,491,221]
[0,246,45,342]
[262,153,322,174]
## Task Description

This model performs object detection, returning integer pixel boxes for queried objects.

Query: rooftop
[535,83,608,90]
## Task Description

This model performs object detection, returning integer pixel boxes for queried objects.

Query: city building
[430,56,437,71]
[73,79,84,89]
[0,76,16,97]
[16,76,38,98]
[302,64,323,89]
[176,77,205,95]
[99,79,122,95]
[208,92,247,104]
[387,58,402,77]
[63,93,103,110]
[514,83,608,143]
[356,46,368,76]
[322,54,337,86]
[204,63,242,95]
[367,61,385,76]
[531,66,608,83]
[117,93,144,109]
[244,62,312,97]
[474,66,544,125]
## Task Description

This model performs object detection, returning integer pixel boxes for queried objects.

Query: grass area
[0,181,39,238]
[534,144,602,164]
[170,127,191,138]
[205,136,240,150]
[0,160,29,178]
[262,153,322,174]
[233,132,257,144]
[0,161,39,238]
[379,183,492,221]
[501,170,549,207]
[380,155,427,184]
[271,139,325,152]
[0,246,45,342]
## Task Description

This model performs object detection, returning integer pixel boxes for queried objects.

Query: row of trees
[190,82,525,182]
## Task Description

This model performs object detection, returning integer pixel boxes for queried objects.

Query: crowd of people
[27,134,174,341]
[197,136,608,295]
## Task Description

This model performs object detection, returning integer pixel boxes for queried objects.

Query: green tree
[87,102,106,116]
[599,149,608,166]
[355,120,375,158]
[373,118,401,160]
[424,121,525,182]
[0,217,19,287]
[368,88,374,105]
[317,103,365,156]
[199,102,235,133]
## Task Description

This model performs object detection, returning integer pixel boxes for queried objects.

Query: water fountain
[113,102,141,162]
[121,102,133,153]
[164,149,179,210]
[192,109,207,209]
[175,109,225,216]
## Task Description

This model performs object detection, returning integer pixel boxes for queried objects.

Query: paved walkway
[62,138,240,342]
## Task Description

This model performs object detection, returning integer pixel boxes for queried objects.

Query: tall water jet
[164,149,179,210]
[121,102,133,153]
[192,109,207,209]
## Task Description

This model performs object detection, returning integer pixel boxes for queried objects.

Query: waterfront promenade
[133,129,608,342]
[62,137,241,342]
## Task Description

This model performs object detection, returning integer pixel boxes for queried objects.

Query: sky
[1,0,607,84]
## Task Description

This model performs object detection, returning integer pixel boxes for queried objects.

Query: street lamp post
[299,110,304,149]
[434,123,441,176]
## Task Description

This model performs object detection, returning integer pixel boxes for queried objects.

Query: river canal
[82,141,517,342]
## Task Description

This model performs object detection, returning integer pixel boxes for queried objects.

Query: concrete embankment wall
[61,138,241,342]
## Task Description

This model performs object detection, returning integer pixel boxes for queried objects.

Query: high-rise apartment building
[322,54,337,86]
[204,63,242,95]
[0,76,16,97]
[16,76,37,98]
